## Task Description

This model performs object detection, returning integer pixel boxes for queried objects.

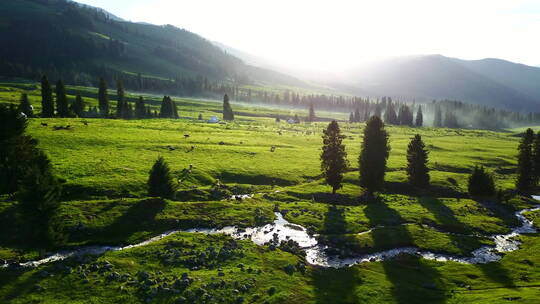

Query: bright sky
[76,0,540,70]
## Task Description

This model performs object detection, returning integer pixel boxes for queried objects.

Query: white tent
[208,116,219,123]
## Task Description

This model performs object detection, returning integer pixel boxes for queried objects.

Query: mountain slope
[456,58,540,102]
[0,0,305,87]
[341,55,540,111]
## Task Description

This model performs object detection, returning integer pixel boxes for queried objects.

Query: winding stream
[2,199,540,269]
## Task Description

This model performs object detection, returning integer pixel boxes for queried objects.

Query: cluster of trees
[159,96,179,119]
[516,128,540,194]
[40,76,84,118]
[0,105,64,251]
[320,116,498,199]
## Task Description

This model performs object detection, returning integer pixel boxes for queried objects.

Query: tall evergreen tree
[308,103,316,122]
[40,75,54,118]
[148,156,176,198]
[71,94,84,117]
[354,108,361,122]
[349,112,354,123]
[516,128,535,193]
[415,106,423,127]
[406,134,430,187]
[55,80,69,117]
[98,78,109,117]
[223,94,234,120]
[320,121,348,194]
[533,131,540,185]
[359,116,390,196]
[116,80,125,118]
[135,96,146,119]
[0,104,63,249]
[468,166,496,198]
[384,102,397,124]
[18,93,33,117]
[433,104,443,127]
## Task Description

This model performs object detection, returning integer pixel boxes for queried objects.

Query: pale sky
[76,0,540,70]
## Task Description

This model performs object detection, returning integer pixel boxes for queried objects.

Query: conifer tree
[71,94,84,117]
[98,78,109,117]
[384,102,397,124]
[148,156,176,198]
[354,108,361,122]
[320,121,348,194]
[171,98,179,119]
[516,128,535,193]
[406,134,430,187]
[433,104,443,127]
[135,96,146,119]
[415,106,423,127]
[223,94,234,120]
[374,104,382,118]
[55,80,69,117]
[533,131,540,185]
[349,112,354,123]
[116,80,125,118]
[308,103,316,122]
[40,75,54,118]
[18,93,33,117]
[359,116,390,196]
[468,166,495,198]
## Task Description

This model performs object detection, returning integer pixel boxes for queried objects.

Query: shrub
[148,156,176,198]
[468,166,495,198]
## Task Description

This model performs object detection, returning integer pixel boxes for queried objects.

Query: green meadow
[1,81,539,303]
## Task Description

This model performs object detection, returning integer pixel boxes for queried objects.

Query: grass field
[1,81,539,303]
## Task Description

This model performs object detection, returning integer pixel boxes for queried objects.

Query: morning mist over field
[1,0,540,303]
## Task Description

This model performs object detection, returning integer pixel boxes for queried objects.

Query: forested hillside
[0,0,305,92]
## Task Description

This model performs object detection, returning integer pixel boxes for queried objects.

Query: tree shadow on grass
[311,267,361,304]
[312,205,360,303]
[417,197,516,289]
[71,198,167,245]
[365,198,447,304]
[322,205,348,234]
[384,181,466,199]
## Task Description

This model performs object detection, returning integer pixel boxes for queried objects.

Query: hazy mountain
[340,55,540,111]
[0,0,305,88]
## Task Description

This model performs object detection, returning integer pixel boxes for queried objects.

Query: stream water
[2,198,539,269]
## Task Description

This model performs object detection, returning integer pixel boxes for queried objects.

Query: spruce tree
[516,128,535,193]
[98,78,109,117]
[433,104,443,127]
[406,134,430,187]
[533,131,540,184]
[384,102,397,124]
[18,93,33,117]
[349,112,354,123]
[135,96,146,119]
[116,80,125,118]
[354,108,361,122]
[55,80,69,117]
[320,121,348,194]
[359,116,390,196]
[171,98,179,119]
[0,104,63,249]
[148,156,176,198]
[40,75,54,118]
[160,96,173,118]
[415,106,423,127]
[223,94,234,120]
[308,103,316,122]
[468,166,495,198]
[71,94,84,117]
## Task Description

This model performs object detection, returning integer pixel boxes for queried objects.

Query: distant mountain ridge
[340,55,540,111]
